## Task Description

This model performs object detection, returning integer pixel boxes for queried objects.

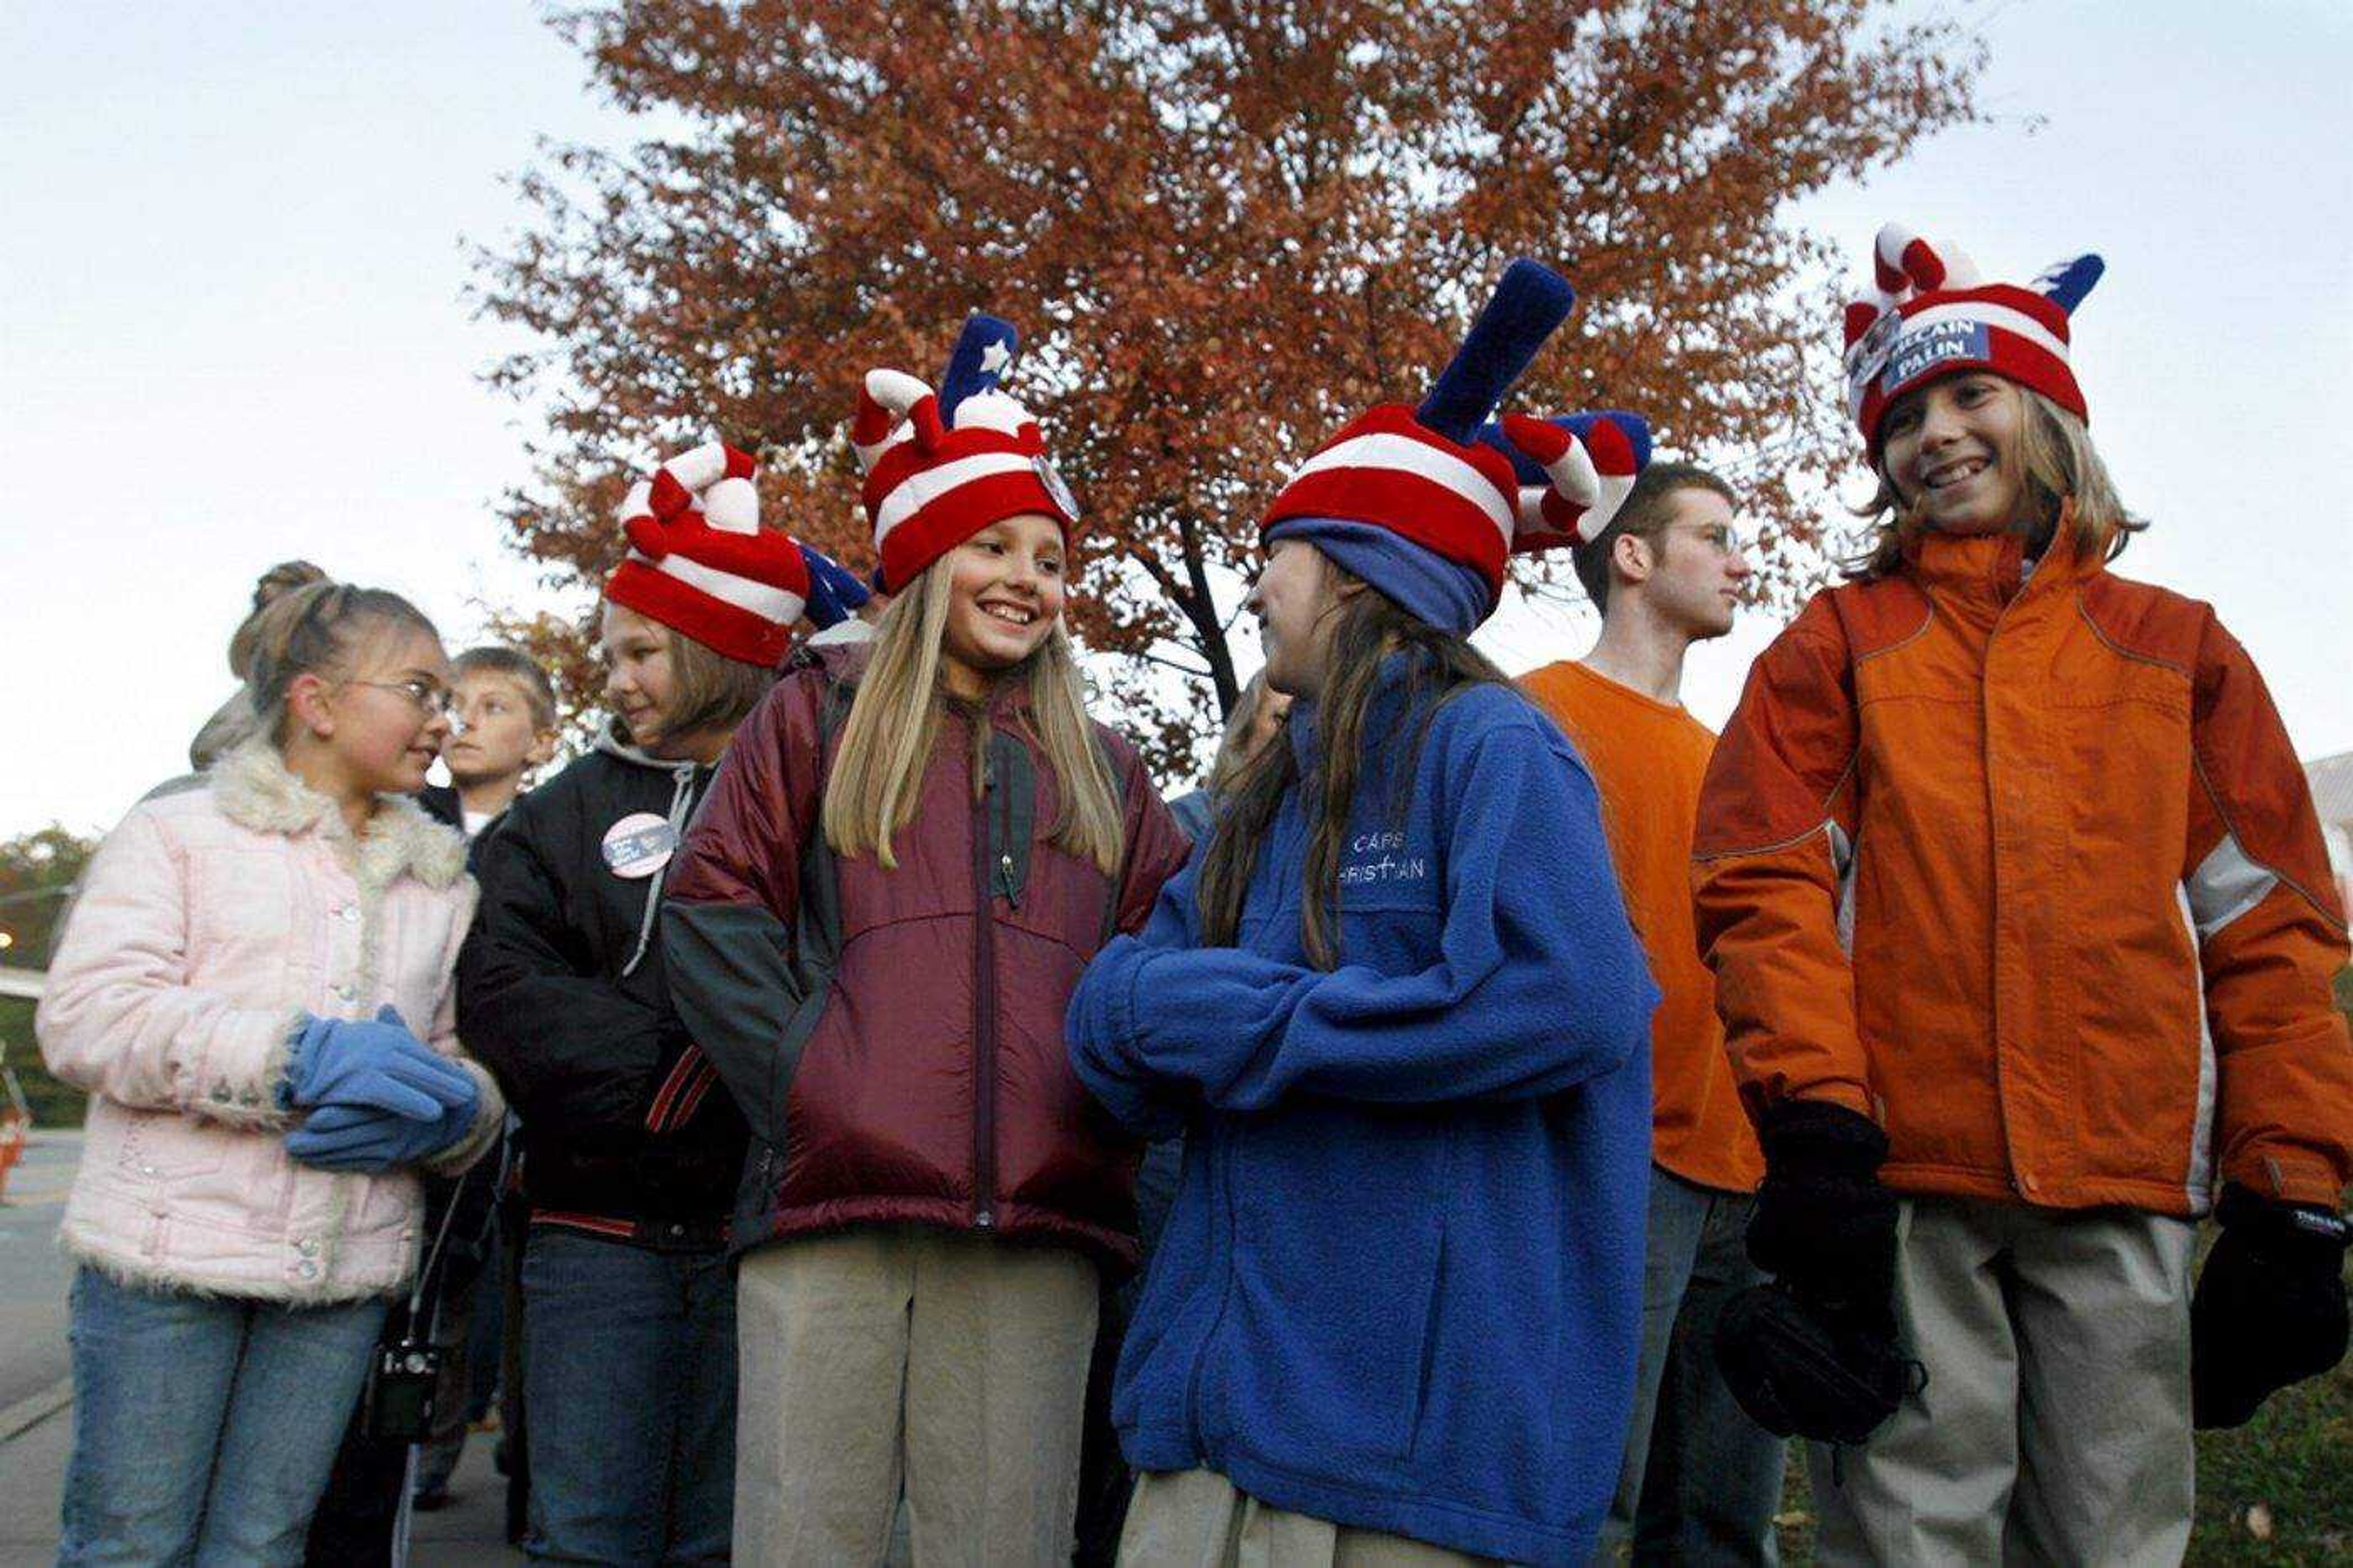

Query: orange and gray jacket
[1692,527,2353,1216]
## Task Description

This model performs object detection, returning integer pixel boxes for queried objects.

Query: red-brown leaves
[479,0,1982,777]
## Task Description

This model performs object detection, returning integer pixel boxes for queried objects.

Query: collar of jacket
[1286,650,1427,777]
[210,739,467,892]
[1903,499,2097,605]
[592,718,708,776]
[797,636,1036,727]
[948,653,1038,724]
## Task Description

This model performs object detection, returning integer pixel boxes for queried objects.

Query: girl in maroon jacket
[662,318,1189,1565]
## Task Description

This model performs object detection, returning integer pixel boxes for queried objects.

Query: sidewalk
[1,1395,525,1564]
[0,1125,522,1564]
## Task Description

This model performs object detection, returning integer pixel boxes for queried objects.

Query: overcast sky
[4,1,2348,839]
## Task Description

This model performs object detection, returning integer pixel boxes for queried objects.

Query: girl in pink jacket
[37,581,503,1567]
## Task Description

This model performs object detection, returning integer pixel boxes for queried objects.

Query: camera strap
[387,1161,477,1568]
[405,1161,475,1327]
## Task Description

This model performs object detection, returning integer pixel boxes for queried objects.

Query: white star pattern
[979,338,1012,375]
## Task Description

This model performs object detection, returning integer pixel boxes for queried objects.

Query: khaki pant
[733,1225,1099,1567]
[1119,1467,1499,1567]
[1811,1198,2196,1566]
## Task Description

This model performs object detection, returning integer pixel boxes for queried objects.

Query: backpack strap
[798,673,1135,963]
[789,673,855,981]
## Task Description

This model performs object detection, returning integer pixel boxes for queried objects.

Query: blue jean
[1593,1167,1786,1566]
[59,1267,388,1567]
[522,1228,737,1566]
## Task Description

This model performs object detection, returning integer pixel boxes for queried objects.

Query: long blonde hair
[819,559,1125,875]
[1847,385,2143,580]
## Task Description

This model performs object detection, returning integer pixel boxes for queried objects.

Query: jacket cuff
[423,1059,507,1177]
[191,1007,306,1131]
[1111,942,1146,1059]
[2227,1149,2352,1210]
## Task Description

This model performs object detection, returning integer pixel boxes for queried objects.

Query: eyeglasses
[349,678,457,718]
[1667,522,1742,555]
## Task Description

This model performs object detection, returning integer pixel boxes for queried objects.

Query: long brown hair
[1847,384,2143,580]
[1196,558,1506,968]
[656,623,778,742]
[1205,670,1280,795]
[820,556,1124,875]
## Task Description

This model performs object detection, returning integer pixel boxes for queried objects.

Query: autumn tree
[477,0,1981,775]
[0,824,96,1125]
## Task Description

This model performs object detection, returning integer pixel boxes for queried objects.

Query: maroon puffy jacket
[661,643,1191,1268]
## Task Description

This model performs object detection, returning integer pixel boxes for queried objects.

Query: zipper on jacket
[971,745,1000,1230]
[1186,1124,1242,1456]
[1980,587,2032,1201]
[995,757,1021,908]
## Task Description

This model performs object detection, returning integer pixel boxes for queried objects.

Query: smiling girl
[1695,227,2353,1564]
[39,581,502,1566]
[661,319,1189,1565]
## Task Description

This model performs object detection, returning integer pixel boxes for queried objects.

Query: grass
[2184,1250,2353,1564]
[1764,1245,2353,1564]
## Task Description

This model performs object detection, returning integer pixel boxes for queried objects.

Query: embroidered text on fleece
[1066,665,1659,1566]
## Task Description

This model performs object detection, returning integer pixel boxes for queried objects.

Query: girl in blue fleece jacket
[1067,262,1662,1566]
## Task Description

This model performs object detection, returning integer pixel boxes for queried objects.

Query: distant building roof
[2308,751,2353,890]
[2309,750,2353,829]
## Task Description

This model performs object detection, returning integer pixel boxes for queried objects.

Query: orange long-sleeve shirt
[1523,660,1763,1193]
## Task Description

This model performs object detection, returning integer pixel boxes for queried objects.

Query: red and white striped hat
[1843,224,2105,456]
[1260,406,1533,602]
[604,442,811,667]
[852,368,1078,594]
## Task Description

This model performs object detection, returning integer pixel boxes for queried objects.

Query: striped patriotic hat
[604,442,811,667]
[852,314,1079,595]
[1843,224,2105,456]
[1476,411,1653,551]
[1262,260,1644,610]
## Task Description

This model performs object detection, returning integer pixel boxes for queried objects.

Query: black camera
[362,1337,443,1444]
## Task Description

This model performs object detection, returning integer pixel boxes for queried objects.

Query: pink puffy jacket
[37,741,502,1303]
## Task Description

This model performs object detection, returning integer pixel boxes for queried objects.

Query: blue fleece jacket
[1066,659,1658,1564]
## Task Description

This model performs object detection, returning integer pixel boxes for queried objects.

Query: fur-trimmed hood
[211,739,466,893]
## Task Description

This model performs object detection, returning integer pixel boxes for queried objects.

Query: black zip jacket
[457,725,743,1249]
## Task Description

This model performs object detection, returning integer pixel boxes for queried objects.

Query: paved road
[0,1130,79,1414]
[0,1129,521,1564]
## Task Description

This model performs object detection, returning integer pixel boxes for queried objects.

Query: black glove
[1748,1099,1900,1333]
[2191,1183,2349,1430]
[1715,1281,1923,1445]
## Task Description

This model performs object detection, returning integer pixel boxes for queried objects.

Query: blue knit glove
[285,1081,481,1174]
[798,541,872,630]
[279,1006,476,1120]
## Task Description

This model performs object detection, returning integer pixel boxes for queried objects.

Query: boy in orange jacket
[1694,225,2352,1563]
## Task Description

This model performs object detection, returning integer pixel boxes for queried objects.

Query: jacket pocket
[768,977,833,1157]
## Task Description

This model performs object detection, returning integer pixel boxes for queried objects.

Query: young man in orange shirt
[1520,463,1781,1564]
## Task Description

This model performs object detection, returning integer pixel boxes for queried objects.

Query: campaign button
[602,812,679,879]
